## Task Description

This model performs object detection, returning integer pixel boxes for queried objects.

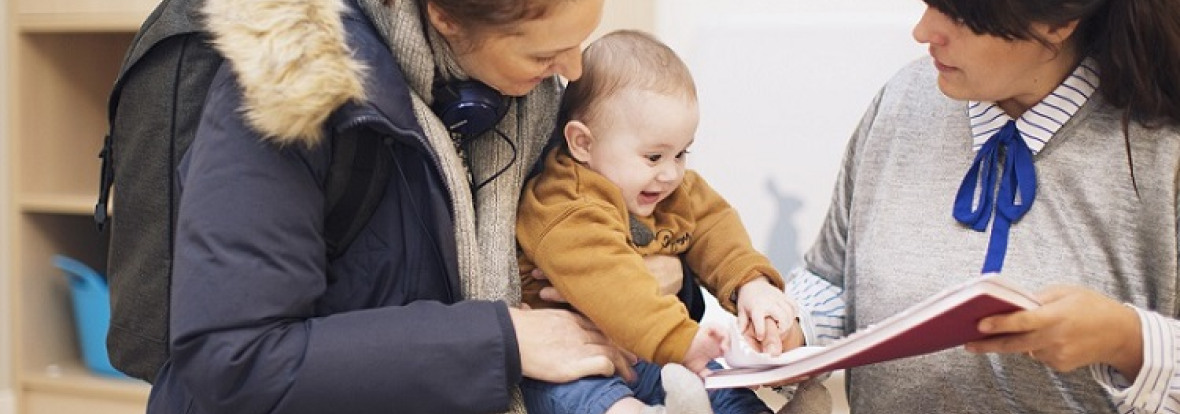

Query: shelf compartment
[12,32,133,202]
[12,214,110,376]
[21,368,148,414]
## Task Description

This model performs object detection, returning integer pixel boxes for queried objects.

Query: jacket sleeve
[166,67,519,414]
[679,172,784,313]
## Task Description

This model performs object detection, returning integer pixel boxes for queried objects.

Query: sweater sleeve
[679,172,784,312]
[804,89,884,289]
[517,202,699,365]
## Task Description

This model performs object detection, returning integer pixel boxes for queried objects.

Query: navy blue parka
[146,2,522,413]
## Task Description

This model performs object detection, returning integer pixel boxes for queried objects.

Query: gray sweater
[805,57,1180,413]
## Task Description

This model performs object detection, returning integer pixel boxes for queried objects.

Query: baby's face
[583,90,699,217]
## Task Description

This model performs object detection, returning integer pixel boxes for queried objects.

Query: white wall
[655,0,926,275]
[651,1,927,305]
[594,0,655,39]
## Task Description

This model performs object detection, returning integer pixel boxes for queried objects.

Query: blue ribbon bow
[952,120,1037,273]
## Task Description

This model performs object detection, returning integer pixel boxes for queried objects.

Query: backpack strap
[95,0,209,230]
[94,55,129,230]
[323,134,393,262]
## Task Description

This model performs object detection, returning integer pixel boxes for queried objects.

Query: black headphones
[431,79,509,139]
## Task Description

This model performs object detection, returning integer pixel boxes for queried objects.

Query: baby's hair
[560,30,696,124]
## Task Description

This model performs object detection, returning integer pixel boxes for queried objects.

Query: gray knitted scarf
[357,1,563,412]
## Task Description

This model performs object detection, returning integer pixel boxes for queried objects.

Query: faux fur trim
[204,0,366,146]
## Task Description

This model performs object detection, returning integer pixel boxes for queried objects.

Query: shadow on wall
[764,176,803,273]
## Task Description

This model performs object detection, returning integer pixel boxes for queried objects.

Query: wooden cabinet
[5,1,154,413]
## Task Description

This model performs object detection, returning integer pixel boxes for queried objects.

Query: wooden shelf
[20,364,148,414]
[17,13,149,32]
[14,0,158,20]
[7,2,156,413]
[19,194,99,216]
[22,363,148,400]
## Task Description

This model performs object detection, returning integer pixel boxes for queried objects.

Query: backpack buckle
[95,134,114,230]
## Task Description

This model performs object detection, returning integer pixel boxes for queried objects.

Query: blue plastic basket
[52,255,125,378]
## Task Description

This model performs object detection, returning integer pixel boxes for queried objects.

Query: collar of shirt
[966,57,1100,155]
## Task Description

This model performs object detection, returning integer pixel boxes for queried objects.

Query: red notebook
[705,276,1040,389]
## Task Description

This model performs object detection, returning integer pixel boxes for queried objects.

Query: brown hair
[560,30,697,124]
[922,0,1180,127]
[417,0,567,34]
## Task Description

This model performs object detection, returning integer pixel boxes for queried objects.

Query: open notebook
[706,276,1040,389]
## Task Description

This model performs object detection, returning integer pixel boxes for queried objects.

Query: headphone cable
[465,97,521,192]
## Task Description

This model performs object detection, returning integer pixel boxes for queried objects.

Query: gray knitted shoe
[777,379,832,414]
[661,364,712,414]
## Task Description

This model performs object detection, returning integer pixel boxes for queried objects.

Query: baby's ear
[564,121,595,163]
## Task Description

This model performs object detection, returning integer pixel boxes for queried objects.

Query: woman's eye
[533,55,557,64]
[646,154,662,162]
[675,150,690,160]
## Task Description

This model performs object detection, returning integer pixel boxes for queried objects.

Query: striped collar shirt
[966,58,1100,154]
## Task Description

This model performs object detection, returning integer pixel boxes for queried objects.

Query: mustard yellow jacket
[517,148,783,365]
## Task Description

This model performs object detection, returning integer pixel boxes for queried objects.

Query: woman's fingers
[512,308,631,382]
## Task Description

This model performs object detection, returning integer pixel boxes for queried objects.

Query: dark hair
[923,0,1180,127]
[419,0,566,33]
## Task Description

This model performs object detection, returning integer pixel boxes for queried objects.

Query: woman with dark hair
[141,0,666,413]
[788,0,1180,412]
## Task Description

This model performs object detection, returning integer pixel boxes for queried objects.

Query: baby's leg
[606,398,648,414]
[703,360,773,414]
[520,361,710,414]
[520,362,657,414]
[626,362,712,413]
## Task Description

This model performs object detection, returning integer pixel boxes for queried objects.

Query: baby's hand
[736,277,802,356]
[682,322,727,376]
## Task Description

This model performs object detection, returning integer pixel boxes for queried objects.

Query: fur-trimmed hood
[203,0,366,147]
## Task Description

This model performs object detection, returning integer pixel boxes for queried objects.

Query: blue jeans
[520,360,769,414]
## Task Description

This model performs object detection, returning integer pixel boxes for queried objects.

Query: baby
[516,30,827,414]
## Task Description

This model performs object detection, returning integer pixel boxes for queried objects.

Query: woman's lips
[933,58,956,72]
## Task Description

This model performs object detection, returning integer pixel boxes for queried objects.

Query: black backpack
[94,0,389,383]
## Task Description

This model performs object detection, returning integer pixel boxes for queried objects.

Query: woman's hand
[736,277,803,356]
[642,255,684,296]
[509,307,636,383]
[525,254,685,304]
[965,285,1143,378]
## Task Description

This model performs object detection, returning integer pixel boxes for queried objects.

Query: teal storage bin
[53,255,125,378]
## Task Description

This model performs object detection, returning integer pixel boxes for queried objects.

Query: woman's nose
[912,6,944,45]
[552,48,584,81]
